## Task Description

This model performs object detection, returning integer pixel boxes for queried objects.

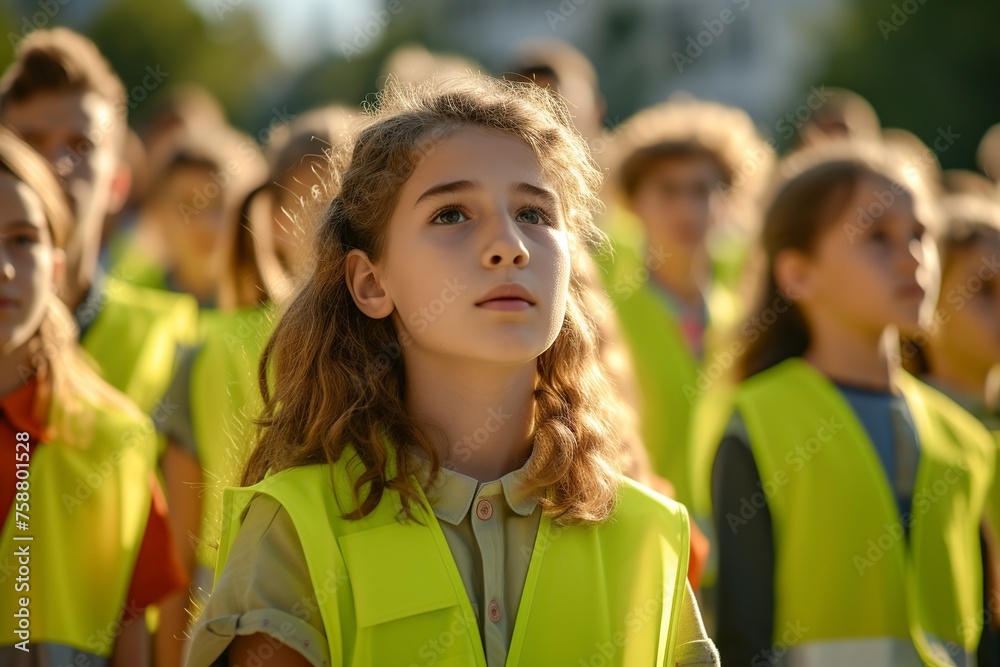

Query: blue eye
[432,208,468,225]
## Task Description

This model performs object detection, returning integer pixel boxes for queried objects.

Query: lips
[475,283,536,307]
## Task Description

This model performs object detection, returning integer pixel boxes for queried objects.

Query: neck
[170,258,215,304]
[404,353,536,482]
[802,312,892,391]
[649,244,705,306]
[0,337,35,397]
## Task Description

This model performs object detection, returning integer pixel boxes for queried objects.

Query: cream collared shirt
[185,461,718,667]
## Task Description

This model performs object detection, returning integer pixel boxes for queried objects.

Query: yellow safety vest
[600,235,737,509]
[725,358,993,666]
[0,387,156,658]
[216,446,691,666]
[190,306,275,569]
[81,276,198,415]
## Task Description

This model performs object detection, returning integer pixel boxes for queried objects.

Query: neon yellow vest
[216,449,691,666]
[731,358,993,665]
[81,276,198,415]
[602,240,737,509]
[108,242,169,292]
[0,388,156,657]
[190,306,275,569]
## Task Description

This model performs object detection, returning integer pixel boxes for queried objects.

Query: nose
[481,210,529,269]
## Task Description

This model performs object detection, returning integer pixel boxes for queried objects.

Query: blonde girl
[0,128,169,664]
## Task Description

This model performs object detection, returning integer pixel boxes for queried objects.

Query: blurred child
[0,28,197,414]
[909,194,1000,424]
[186,76,718,666]
[115,124,266,308]
[0,127,184,666]
[794,87,881,148]
[902,194,1000,665]
[505,40,606,148]
[600,97,771,512]
[942,169,997,197]
[248,105,354,286]
[710,143,993,666]
[153,107,353,666]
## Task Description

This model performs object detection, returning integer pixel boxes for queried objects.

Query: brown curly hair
[241,75,625,525]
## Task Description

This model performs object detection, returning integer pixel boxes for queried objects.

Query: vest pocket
[339,521,462,627]
[339,522,481,665]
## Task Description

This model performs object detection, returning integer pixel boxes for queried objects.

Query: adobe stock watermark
[87,599,144,656]
[371,276,469,373]
[899,251,1000,367]
[606,245,672,307]
[751,620,810,666]
[578,597,662,667]
[340,0,414,62]
[714,85,835,207]
[545,0,589,32]
[672,0,753,73]
[878,0,931,41]
[6,0,72,50]
[406,607,475,667]
[725,416,844,534]
[843,126,960,243]
[448,406,514,464]
[853,460,968,575]
[179,106,295,224]
[60,395,179,514]
[682,287,797,403]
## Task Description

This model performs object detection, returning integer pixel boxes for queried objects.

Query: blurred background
[2,0,996,171]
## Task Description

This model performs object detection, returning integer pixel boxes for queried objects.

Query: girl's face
[376,127,571,366]
[794,177,928,339]
[155,165,226,262]
[935,237,1000,379]
[0,172,60,354]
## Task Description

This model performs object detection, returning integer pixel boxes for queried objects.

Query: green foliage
[815,0,1000,170]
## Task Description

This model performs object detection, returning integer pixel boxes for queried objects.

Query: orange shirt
[0,374,187,611]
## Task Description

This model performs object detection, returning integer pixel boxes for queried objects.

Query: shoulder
[243,450,389,525]
[103,278,199,330]
[902,373,994,455]
[52,369,153,449]
[610,475,690,534]
[190,494,329,666]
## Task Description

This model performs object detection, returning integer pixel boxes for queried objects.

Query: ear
[345,249,394,319]
[107,163,133,216]
[773,248,813,302]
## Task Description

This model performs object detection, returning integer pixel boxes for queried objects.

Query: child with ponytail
[707,143,994,667]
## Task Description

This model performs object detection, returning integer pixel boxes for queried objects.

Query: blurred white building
[419,0,848,132]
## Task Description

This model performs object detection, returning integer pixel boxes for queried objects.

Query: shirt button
[488,600,502,623]
[476,499,493,520]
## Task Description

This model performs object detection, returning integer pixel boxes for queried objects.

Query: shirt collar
[422,458,539,526]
